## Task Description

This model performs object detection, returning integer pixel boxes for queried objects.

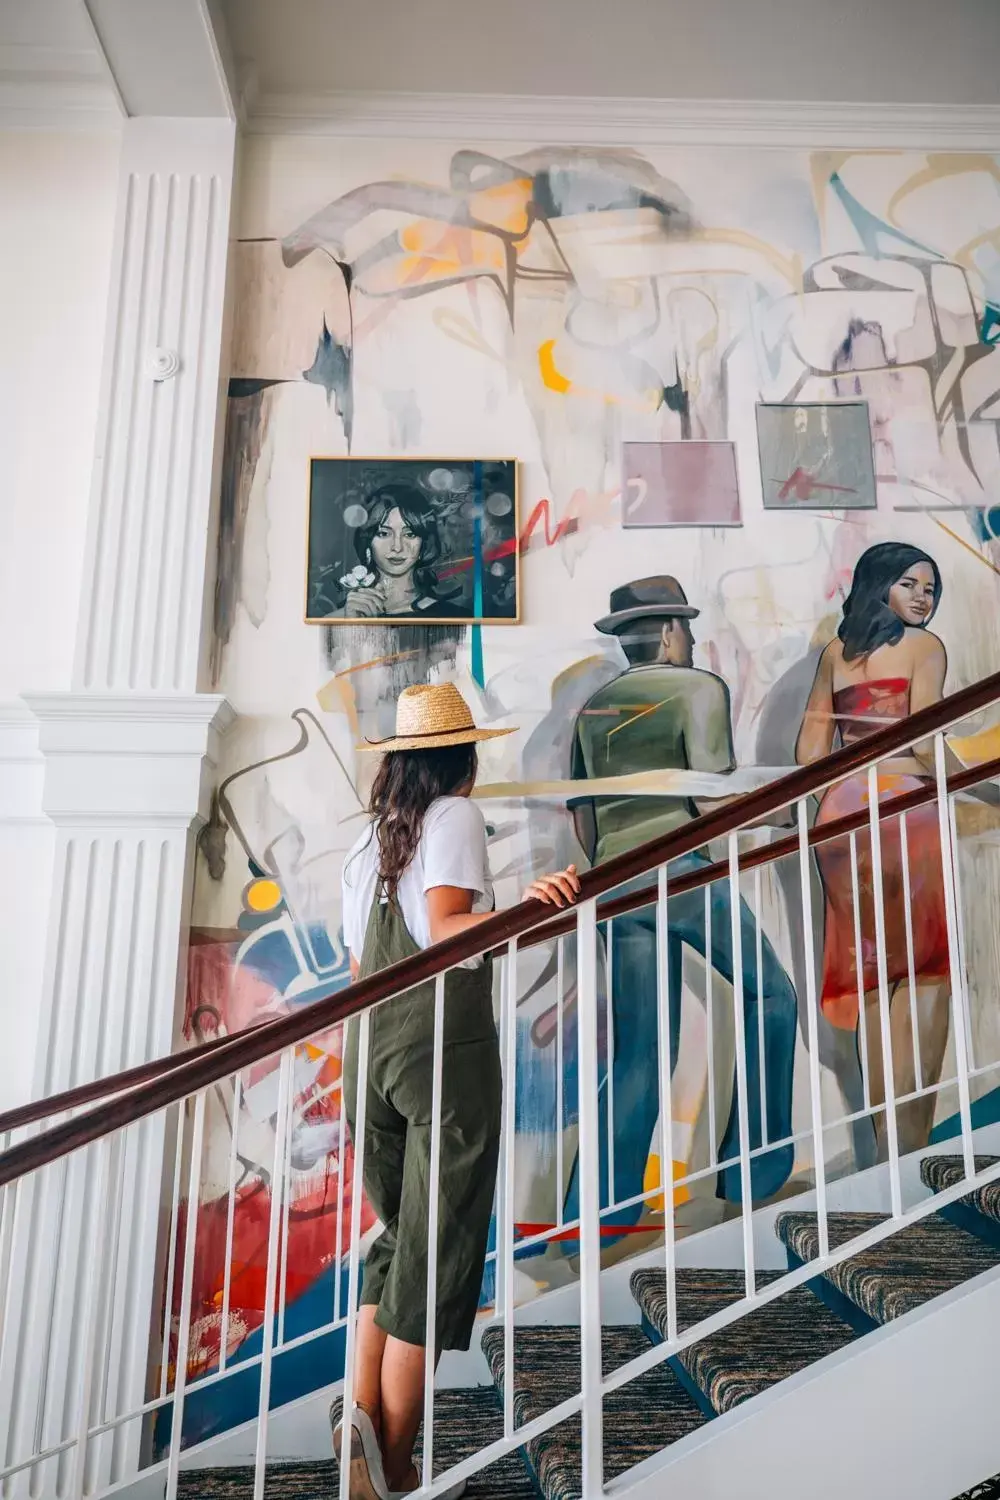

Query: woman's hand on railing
[521,864,582,908]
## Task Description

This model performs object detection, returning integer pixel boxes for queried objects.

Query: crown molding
[0,77,121,132]
[244,90,1000,149]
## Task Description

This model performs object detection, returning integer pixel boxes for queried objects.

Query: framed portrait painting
[306,458,520,625]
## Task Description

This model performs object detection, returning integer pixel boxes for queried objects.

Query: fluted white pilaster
[1,115,239,1496]
[75,116,235,695]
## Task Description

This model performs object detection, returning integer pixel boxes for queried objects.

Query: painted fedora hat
[595,575,700,634]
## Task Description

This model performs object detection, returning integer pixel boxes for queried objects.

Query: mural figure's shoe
[331,1402,390,1500]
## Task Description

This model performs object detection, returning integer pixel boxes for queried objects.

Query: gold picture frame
[305,456,520,627]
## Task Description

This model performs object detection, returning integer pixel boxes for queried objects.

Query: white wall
[0,128,119,699]
[0,128,119,1108]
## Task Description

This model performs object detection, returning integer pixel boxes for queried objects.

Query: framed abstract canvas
[756,402,877,511]
[621,441,742,528]
[306,457,519,625]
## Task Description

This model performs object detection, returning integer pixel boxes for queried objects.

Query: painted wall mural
[175,141,1000,1424]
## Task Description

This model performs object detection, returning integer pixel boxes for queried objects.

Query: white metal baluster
[254,1048,293,1500]
[340,1010,371,1500]
[705,884,717,1166]
[753,867,768,1149]
[278,1056,294,1350]
[165,1090,208,1500]
[159,1104,186,1401]
[728,834,756,1297]
[576,899,604,1495]
[797,799,829,1257]
[422,972,447,1487]
[219,1073,242,1374]
[898,813,923,1093]
[69,1136,115,1500]
[334,1025,348,1325]
[655,866,678,1343]
[606,919,615,1210]
[849,831,872,1112]
[868,764,902,1215]
[494,947,508,1326]
[934,734,976,1179]
[502,941,518,1439]
[948,794,976,1068]
[556,936,565,1230]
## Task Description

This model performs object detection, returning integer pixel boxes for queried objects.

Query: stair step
[180,1389,536,1499]
[630,1267,858,1416]
[480,1325,705,1500]
[776,1210,1000,1325]
[919,1155,1000,1249]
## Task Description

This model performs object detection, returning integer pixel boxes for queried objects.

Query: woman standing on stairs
[335,682,580,1500]
[796,542,954,1156]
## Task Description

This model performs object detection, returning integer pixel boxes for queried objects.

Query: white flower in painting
[340,564,377,589]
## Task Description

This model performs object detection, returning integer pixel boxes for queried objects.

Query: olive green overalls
[342,883,502,1351]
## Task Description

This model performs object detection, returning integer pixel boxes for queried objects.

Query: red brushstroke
[515,1222,661,1242]
[435,497,584,582]
[165,1149,377,1384]
[776,469,857,503]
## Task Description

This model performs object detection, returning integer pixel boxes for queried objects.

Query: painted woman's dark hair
[838,542,942,663]
[368,743,478,901]
[354,484,442,599]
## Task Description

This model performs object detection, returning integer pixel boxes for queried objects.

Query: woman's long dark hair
[838,542,942,662]
[354,485,443,600]
[369,743,478,901]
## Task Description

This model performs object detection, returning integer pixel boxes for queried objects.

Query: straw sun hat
[358,682,516,753]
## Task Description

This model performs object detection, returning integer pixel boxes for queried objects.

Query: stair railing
[3,671,1000,1499]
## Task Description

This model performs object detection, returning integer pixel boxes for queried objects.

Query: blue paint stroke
[828,171,934,261]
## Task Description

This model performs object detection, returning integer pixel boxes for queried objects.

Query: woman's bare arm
[426,867,581,946]
[796,647,836,764]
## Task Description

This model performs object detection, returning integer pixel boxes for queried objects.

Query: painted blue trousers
[564,851,797,1238]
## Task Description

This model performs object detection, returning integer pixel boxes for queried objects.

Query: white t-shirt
[341,796,494,967]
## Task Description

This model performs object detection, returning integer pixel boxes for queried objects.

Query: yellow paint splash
[643,1153,690,1211]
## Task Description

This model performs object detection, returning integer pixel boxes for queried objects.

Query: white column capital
[20,691,235,828]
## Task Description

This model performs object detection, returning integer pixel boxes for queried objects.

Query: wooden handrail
[2,666,1000,1187]
[5,749,998,1138]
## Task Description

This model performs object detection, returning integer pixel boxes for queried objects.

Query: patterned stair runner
[630,1267,858,1416]
[775,1210,1000,1325]
[480,1324,706,1500]
[920,1154,1000,1246]
[179,1388,536,1499]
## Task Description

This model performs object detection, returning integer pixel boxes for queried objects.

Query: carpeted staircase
[179,1155,1000,1499]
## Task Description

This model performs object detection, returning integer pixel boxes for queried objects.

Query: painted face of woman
[370,506,422,578]
[887,561,937,626]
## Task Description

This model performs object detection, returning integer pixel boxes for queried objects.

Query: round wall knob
[150,347,180,381]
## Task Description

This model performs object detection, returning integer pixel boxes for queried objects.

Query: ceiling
[1,0,998,131]
[0,0,119,125]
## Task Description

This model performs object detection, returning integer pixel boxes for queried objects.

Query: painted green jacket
[571,664,735,865]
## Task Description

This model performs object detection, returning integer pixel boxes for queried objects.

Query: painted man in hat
[564,576,798,1236]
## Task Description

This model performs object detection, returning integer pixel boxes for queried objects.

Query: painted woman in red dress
[796,543,951,1155]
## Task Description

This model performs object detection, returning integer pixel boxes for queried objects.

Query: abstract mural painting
[756,402,878,511]
[190,141,1000,1439]
[622,441,742,528]
[306,458,518,624]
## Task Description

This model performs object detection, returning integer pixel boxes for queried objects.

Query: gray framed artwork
[756,402,877,511]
